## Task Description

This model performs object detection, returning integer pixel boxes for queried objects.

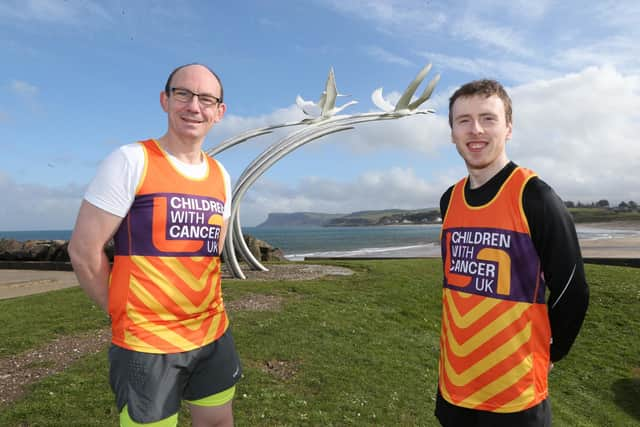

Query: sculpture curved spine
[223,124,356,279]
[214,63,439,278]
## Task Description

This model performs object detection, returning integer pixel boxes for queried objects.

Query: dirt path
[0,264,354,407]
[0,328,111,406]
[0,270,80,300]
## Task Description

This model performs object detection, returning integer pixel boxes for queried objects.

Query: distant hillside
[257,212,345,227]
[257,208,441,227]
[568,207,640,223]
[327,208,441,226]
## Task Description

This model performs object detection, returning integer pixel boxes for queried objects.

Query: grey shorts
[108,329,242,424]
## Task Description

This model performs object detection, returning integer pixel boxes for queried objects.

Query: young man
[436,79,589,426]
[69,64,241,427]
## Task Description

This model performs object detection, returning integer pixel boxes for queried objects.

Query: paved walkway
[0,270,79,300]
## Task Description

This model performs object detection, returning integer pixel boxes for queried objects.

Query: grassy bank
[569,207,640,223]
[0,260,638,426]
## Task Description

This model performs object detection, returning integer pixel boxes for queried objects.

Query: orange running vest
[439,167,551,413]
[109,139,228,354]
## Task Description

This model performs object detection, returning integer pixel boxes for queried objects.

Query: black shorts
[108,329,242,424]
[435,389,552,427]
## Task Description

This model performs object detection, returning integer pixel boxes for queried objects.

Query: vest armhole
[518,172,538,236]
[135,141,151,195]
[207,157,228,205]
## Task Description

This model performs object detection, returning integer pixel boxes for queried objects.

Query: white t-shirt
[85,142,232,219]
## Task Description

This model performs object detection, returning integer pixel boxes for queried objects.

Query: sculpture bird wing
[296,67,357,118]
[296,95,322,117]
[317,92,327,111]
[321,67,338,116]
[394,63,432,112]
[321,67,357,117]
[407,73,441,111]
[371,87,395,113]
[330,100,358,115]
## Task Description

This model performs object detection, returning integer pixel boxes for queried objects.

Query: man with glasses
[69,63,241,427]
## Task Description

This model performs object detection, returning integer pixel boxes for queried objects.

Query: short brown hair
[448,79,512,127]
[164,63,224,102]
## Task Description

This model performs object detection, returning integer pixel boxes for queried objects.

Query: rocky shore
[0,235,286,270]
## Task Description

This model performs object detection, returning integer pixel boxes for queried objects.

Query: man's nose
[186,95,202,110]
[470,119,484,134]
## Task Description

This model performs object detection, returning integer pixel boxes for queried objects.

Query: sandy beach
[1,221,638,300]
[578,236,640,258]
[577,221,640,258]
[0,269,80,300]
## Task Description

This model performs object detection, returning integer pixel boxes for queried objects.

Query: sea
[2,224,639,261]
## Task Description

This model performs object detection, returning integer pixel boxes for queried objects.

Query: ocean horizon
[1,224,638,261]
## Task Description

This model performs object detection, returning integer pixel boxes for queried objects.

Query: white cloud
[5,62,637,233]
[421,51,558,84]
[364,46,413,67]
[450,14,533,58]
[258,16,282,29]
[239,166,448,226]
[319,0,447,35]
[0,171,83,230]
[320,0,536,58]
[321,0,640,80]
[332,112,449,155]
[213,100,450,157]
[216,105,306,136]
[10,80,38,97]
[508,66,640,204]
[207,105,308,154]
[463,0,552,20]
[0,0,110,24]
[7,80,42,113]
[591,0,640,30]
[551,36,640,74]
[504,0,551,19]
[232,65,640,225]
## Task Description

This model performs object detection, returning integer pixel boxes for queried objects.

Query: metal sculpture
[206,64,440,279]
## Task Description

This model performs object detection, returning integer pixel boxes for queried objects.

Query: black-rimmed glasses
[170,87,221,107]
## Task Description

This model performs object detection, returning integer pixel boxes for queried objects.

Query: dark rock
[0,239,23,260]
[50,241,70,262]
[0,236,286,265]
[242,235,287,262]
[23,240,59,260]
[0,239,70,261]
[0,239,102,262]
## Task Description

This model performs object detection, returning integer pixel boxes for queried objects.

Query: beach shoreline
[309,221,640,259]
[576,221,640,258]
[1,221,638,299]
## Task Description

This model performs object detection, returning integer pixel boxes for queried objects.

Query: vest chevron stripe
[439,167,551,413]
[109,139,228,353]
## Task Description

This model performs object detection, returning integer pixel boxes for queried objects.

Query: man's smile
[467,141,488,151]
[181,116,203,124]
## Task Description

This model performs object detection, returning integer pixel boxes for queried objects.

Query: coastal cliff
[257,208,441,227]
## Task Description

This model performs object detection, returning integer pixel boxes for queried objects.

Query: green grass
[0,287,110,357]
[0,260,638,426]
[568,207,640,223]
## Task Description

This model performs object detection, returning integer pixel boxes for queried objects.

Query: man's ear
[214,102,227,123]
[160,91,169,113]
[506,121,513,140]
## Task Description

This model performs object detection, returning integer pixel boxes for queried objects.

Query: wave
[286,243,441,261]
[576,226,640,241]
